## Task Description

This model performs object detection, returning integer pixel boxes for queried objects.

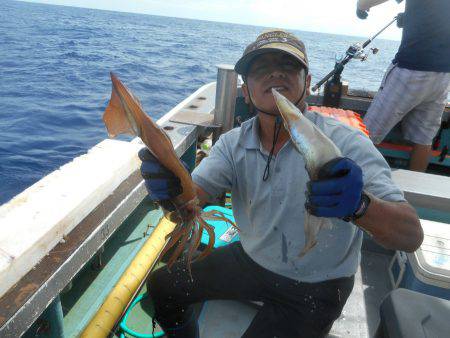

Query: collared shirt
[192,112,405,283]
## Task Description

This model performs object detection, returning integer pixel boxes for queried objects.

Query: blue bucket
[201,205,239,248]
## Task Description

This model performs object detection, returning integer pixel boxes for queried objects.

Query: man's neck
[257,101,306,155]
[258,114,289,155]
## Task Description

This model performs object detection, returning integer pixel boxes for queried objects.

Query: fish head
[271,88,302,130]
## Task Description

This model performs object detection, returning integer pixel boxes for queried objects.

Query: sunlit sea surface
[0,0,402,204]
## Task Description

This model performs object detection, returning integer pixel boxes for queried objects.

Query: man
[358,0,450,172]
[139,30,422,338]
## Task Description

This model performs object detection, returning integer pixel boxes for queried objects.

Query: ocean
[0,0,400,205]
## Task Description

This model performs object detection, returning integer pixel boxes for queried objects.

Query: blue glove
[138,148,184,211]
[306,157,363,219]
[356,8,369,19]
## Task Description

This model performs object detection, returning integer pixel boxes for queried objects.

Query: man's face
[242,51,310,115]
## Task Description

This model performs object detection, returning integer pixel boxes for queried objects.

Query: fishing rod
[312,15,399,93]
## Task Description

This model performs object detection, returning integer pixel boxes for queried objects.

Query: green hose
[119,293,164,338]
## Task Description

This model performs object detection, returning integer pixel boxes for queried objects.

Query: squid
[103,72,236,275]
[272,88,342,257]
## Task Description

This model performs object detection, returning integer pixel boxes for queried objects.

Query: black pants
[142,242,354,338]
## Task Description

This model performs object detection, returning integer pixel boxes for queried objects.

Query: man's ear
[305,73,312,97]
[242,83,250,104]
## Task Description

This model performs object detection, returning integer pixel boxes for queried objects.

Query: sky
[21,0,405,40]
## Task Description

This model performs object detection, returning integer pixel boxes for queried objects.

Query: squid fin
[103,79,136,138]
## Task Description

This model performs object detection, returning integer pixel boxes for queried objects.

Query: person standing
[358,0,450,172]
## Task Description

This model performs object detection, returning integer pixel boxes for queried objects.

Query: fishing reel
[337,43,379,63]
[322,42,379,107]
[313,15,399,106]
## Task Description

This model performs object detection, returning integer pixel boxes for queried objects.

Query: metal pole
[213,64,237,144]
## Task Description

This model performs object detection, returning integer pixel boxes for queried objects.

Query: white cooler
[388,219,450,300]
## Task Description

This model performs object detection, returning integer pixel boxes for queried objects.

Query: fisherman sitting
[139,29,422,338]
[358,0,450,172]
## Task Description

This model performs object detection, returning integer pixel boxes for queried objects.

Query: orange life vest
[309,106,369,137]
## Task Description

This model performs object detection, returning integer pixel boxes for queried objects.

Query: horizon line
[17,0,401,42]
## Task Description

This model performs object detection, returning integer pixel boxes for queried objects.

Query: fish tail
[299,214,332,257]
[299,239,317,257]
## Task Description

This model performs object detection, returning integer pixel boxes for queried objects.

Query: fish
[103,72,236,275]
[272,88,342,256]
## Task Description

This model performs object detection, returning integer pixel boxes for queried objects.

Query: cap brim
[234,43,308,75]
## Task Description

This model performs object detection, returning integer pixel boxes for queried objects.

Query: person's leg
[401,72,450,172]
[141,242,264,337]
[409,143,432,172]
[363,64,426,145]
[241,271,355,338]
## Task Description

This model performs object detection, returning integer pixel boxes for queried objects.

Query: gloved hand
[356,8,369,19]
[306,157,363,219]
[138,148,184,211]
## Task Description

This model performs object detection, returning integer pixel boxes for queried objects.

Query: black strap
[263,117,282,181]
[245,71,308,181]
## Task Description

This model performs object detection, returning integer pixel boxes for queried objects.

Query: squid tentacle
[195,217,216,261]
[166,224,191,269]
[186,220,203,278]
[201,210,239,230]
[160,223,186,259]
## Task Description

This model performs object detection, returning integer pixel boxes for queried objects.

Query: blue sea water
[0,0,401,205]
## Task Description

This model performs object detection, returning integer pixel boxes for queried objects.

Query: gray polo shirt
[192,111,405,283]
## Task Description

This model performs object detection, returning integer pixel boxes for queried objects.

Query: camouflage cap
[234,29,309,76]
